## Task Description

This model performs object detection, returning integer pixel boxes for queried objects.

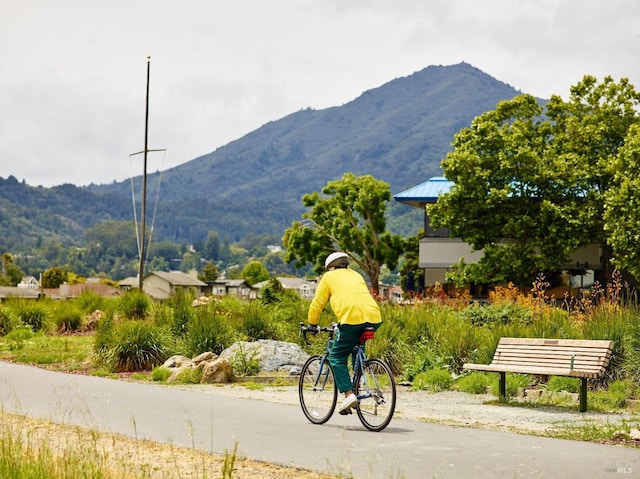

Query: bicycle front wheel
[354,358,396,432]
[299,355,337,424]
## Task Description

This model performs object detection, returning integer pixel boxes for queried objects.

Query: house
[41,282,122,299]
[253,277,317,299]
[142,271,207,300]
[394,176,601,290]
[210,279,255,299]
[118,276,138,291]
[0,286,40,300]
[17,276,39,289]
[377,284,404,303]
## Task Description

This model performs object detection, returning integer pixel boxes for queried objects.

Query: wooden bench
[463,337,614,412]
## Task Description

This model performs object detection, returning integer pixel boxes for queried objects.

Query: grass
[547,417,640,443]
[0,331,94,372]
[0,411,338,479]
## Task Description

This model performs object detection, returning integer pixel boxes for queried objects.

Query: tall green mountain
[1,62,525,251]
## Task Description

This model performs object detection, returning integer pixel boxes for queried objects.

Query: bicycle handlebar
[299,322,336,345]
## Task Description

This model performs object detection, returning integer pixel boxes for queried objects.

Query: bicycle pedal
[339,408,354,415]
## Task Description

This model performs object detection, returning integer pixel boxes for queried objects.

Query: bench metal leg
[579,378,587,412]
[499,372,506,400]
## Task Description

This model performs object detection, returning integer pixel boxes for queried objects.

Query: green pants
[329,322,381,393]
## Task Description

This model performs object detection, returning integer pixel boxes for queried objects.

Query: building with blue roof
[394,177,600,291]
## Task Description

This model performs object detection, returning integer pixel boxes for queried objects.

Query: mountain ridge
[1,62,529,251]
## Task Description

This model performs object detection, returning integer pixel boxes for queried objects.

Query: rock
[82,309,104,331]
[630,428,640,440]
[163,355,193,369]
[162,353,232,383]
[192,351,216,366]
[192,296,212,307]
[220,340,310,375]
[201,357,233,383]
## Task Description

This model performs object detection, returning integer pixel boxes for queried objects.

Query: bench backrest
[492,337,614,376]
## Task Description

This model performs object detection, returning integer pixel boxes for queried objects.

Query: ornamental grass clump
[99,320,171,372]
[180,306,236,357]
[118,289,151,320]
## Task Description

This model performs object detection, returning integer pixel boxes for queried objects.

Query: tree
[242,260,270,286]
[202,231,221,262]
[399,230,424,293]
[428,94,574,286]
[428,76,640,286]
[199,260,219,282]
[604,124,640,279]
[0,253,24,286]
[283,173,405,293]
[42,266,69,288]
[547,75,640,280]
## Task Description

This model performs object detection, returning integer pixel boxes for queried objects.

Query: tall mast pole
[138,57,151,291]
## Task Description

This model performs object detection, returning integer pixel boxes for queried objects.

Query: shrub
[175,367,203,384]
[75,291,108,314]
[260,278,285,305]
[166,289,195,336]
[489,373,530,398]
[3,326,34,350]
[53,305,83,333]
[118,290,151,320]
[546,376,580,393]
[181,307,236,357]
[241,302,278,341]
[228,343,261,376]
[0,306,18,336]
[401,344,447,382]
[459,302,532,327]
[411,368,452,392]
[456,372,491,394]
[15,302,48,332]
[151,366,172,382]
[591,380,634,409]
[99,321,171,372]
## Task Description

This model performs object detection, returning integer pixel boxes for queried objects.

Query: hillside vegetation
[1,63,524,251]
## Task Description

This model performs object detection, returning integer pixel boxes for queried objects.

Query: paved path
[1,362,638,478]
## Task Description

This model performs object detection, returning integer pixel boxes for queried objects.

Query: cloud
[1,0,638,187]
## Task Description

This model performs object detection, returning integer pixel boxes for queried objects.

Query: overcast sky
[1,0,639,188]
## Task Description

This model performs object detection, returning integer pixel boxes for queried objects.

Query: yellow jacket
[308,268,381,326]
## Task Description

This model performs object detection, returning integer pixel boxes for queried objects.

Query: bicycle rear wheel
[354,358,396,431]
[299,355,337,424]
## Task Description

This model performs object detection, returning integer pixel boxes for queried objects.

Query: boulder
[161,353,232,383]
[201,357,234,383]
[220,339,310,375]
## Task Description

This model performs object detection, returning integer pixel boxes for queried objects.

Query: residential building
[253,277,317,299]
[142,271,207,300]
[394,176,601,290]
[17,276,39,289]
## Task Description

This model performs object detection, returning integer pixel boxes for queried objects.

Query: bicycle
[298,322,396,432]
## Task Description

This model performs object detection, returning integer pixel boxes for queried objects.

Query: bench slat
[463,363,603,378]
[497,337,613,348]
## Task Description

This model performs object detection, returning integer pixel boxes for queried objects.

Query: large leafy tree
[547,75,640,279]
[605,124,640,278]
[42,266,69,288]
[283,173,405,294]
[429,75,640,286]
[242,260,270,285]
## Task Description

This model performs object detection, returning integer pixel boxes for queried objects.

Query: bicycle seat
[359,328,375,343]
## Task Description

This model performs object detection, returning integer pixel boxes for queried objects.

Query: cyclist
[307,252,382,414]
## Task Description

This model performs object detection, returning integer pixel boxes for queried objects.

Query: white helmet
[325,252,349,269]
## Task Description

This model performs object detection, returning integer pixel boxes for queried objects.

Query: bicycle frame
[299,322,396,431]
[302,323,384,401]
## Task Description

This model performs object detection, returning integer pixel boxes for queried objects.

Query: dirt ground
[6,381,639,478]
